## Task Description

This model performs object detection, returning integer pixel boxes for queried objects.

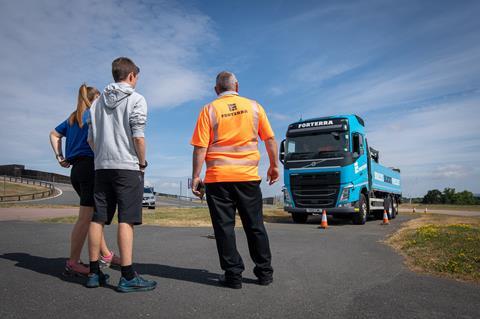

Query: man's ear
[235,82,239,92]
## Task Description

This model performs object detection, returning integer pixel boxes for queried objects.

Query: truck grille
[290,172,340,208]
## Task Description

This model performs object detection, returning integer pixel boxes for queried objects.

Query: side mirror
[279,139,286,164]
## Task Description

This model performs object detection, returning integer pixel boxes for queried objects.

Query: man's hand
[264,137,279,185]
[191,176,205,199]
[267,165,279,185]
[192,146,207,198]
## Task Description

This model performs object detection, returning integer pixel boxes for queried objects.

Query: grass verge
[41,207,292,227]
[0,181,48,196]
[387,214,480,283]
[400,204,480,212]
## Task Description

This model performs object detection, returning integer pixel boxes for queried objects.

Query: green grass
[41,207,291,227]
[388,215,480,283]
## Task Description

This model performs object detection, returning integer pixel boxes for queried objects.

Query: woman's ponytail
[68,84,99,128]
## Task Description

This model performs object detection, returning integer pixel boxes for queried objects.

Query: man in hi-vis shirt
[190,71,279,289]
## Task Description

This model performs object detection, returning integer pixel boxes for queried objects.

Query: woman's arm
[49,130,70,168]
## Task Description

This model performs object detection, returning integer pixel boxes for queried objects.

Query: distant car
[142,187,156,209]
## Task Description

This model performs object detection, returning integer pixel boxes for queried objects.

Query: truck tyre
[384,196,394,220]
[352,194,368,225]
[391,198,398,219]
[292,213,309,224]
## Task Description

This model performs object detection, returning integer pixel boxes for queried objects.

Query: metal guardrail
[0,175,55,202]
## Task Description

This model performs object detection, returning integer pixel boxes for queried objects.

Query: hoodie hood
[103,82,135,109]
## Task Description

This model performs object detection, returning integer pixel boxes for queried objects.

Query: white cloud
[0,0,217,169]
[433,165,468,179]
[293,58,359,85]
[365,97,480,196]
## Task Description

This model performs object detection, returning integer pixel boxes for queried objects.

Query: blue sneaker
[117,274,157,293]
[85,272,110,288]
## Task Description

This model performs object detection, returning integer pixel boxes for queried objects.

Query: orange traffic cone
[382,210,390,225]
[320,210,328,229]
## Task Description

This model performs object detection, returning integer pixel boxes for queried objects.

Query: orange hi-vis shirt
[190,91,275,183]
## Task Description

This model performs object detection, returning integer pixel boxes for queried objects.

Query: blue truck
[279,114,401,224]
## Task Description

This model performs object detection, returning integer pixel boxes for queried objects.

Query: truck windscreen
[286,132,349,160]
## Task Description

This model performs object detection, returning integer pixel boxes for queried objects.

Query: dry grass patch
[0,181,47,196]
[41,206,292,227]
[387,214,480,283]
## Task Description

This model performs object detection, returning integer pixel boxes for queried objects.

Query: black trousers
[205,181,273,280]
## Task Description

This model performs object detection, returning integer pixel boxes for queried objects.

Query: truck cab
[280,114,401,224]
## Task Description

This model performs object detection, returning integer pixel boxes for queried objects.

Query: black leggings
[70,157,95,207]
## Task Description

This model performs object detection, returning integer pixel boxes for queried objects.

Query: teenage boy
[86,57,156,292]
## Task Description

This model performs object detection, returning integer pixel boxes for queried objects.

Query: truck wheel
[352,194,367,225]
[384,196,394,220]
[292,213,309,224]
[391,198,398,219]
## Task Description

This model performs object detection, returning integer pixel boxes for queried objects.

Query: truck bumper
[285,206,357,214]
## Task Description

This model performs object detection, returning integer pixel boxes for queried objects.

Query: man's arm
[264,137,279,185]
[133,137,146,171]
[192,146,207,197]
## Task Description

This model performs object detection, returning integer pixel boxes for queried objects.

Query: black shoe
[218,275,242,289]
[257,276,273,286]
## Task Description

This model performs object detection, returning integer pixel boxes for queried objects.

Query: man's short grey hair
[216,71,238,92]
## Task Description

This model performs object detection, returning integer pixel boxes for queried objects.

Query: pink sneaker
[100,252,121,268]
[65,260,89,276]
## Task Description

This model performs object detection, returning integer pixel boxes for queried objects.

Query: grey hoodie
[88,82,147,171]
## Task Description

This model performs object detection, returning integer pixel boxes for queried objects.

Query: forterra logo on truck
[297,120,333,128]
[279,114,402,224]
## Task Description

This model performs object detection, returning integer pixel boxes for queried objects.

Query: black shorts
[70,157,95,207]
[92,169,144,225]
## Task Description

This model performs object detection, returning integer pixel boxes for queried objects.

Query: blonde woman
[49,84,120,276]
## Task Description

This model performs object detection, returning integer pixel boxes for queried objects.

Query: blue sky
[0,0,479,197]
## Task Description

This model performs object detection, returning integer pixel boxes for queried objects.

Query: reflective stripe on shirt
[206,158,259,168]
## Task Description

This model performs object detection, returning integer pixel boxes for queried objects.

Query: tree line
[422,188,479,205]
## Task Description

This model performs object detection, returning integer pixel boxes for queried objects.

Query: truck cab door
[352,133,368,181]
[365,138,372,190]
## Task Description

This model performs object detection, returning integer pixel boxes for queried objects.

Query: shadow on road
[0,252,226,288]
[132,263,223,287]
[0,253,87,286]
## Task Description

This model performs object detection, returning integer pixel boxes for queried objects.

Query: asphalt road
[0,215,479,319]
[23,182,80,206]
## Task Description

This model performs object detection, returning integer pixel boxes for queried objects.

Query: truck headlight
[340,186,352,201]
